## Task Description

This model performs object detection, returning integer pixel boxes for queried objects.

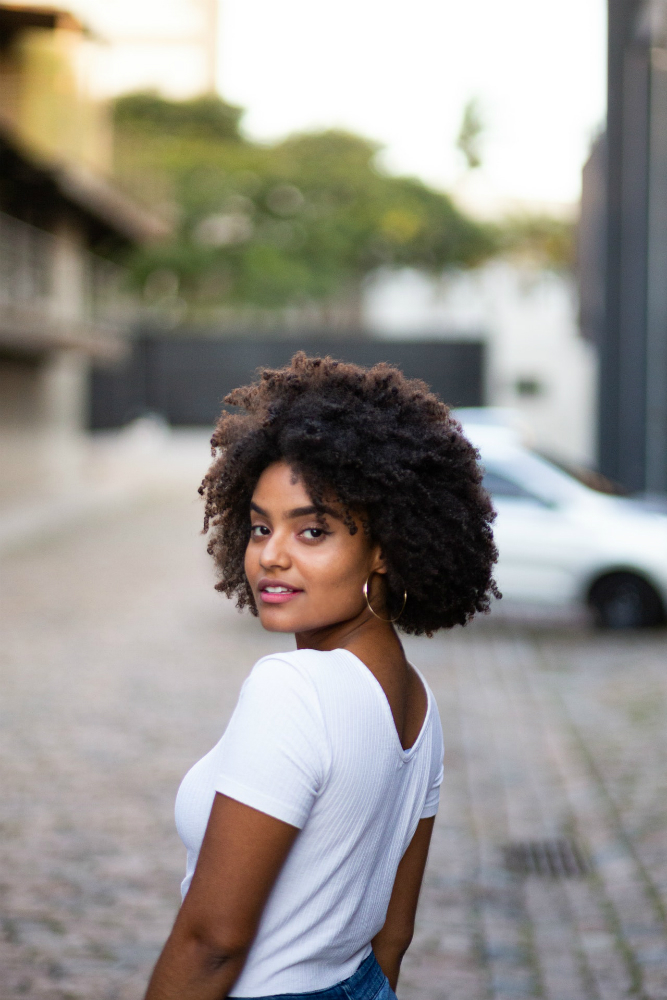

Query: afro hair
[200,352,499,635]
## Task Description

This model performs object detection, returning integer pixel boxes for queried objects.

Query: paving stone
[2,480,667,999]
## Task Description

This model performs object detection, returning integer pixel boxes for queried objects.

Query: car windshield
[536,453,627,495]
[481,450,590,506]
[481,470,542,501]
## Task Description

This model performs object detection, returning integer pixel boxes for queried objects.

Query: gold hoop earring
[363,575,407,623]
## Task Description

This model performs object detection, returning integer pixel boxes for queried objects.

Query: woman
[145,353,498,1000]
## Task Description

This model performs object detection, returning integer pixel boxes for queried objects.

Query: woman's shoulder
[244,648,361,709]
[228,652,332,747]
[243,648,343,697]
[250,647,339,676]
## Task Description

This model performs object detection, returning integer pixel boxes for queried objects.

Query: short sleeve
[214,656,329,829]
[421,709,444,818]
[420,761,444,818]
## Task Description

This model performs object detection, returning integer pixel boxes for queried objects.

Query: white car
[458,412,667,628]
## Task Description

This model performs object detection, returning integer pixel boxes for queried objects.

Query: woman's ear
[370,545,387,575]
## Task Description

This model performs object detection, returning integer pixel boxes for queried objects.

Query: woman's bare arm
[144,793,299,1000]
[371,816,435,992]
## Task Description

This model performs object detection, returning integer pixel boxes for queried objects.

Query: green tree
[113,93,496,317]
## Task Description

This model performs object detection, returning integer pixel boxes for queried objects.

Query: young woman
[145,354,498,1000]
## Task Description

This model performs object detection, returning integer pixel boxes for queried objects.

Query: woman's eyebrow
[250,501,340,520]
[286,504,339,520]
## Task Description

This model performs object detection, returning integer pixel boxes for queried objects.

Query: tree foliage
[457,98,484,171]
[114,92,245,142]
[495,214,576,272]
[113,93,496,315]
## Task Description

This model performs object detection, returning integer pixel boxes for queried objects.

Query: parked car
[457,412,667,628]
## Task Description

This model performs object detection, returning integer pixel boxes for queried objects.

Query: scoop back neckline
[336,648,431,760]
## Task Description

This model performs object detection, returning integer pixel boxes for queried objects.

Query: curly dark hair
[200,352,499,635]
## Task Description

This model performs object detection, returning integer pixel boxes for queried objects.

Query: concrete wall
[0,349,87,508]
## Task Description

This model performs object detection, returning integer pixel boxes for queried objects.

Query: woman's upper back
[175,648,443,997]
[216,648,442,837]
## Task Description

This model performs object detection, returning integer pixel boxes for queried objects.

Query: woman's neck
[296,610,419,749]
[295,611,406,670]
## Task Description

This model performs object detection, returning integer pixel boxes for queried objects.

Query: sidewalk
[0,421,212,555]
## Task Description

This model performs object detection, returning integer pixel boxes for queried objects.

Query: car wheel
[589,572,665,629]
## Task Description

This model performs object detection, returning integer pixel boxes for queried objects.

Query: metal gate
[89,333,485,429]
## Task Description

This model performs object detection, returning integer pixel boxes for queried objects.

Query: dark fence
[89,333,485,429]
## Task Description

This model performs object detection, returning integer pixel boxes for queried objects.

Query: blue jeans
[229,952,397,1000]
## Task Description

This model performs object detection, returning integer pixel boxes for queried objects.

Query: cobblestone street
[2,467,667,1000]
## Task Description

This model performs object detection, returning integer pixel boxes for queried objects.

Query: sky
[218,0,607,213]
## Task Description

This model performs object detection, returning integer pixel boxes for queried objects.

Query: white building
[364,261,597,467]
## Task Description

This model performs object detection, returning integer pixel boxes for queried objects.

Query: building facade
[592,0,667,493]
[0,4,163,509]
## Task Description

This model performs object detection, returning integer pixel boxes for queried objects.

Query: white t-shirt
[174,647,444,997]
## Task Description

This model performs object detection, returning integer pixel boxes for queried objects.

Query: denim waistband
[229,951,387,1000]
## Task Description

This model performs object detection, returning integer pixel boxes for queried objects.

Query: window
[482,470,544,502]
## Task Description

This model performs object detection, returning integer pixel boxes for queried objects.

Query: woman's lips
[258,584,303,604]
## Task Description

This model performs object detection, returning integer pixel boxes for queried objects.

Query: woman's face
[244,461,384,634]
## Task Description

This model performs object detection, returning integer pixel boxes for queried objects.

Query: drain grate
[502,838,591,878]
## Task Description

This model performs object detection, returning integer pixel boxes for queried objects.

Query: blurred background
[3,2,667,998]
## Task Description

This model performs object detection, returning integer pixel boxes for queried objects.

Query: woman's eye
[250,524,270,537]
[302,527,326,540]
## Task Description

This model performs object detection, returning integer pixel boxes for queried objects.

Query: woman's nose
[259,531,291,569]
